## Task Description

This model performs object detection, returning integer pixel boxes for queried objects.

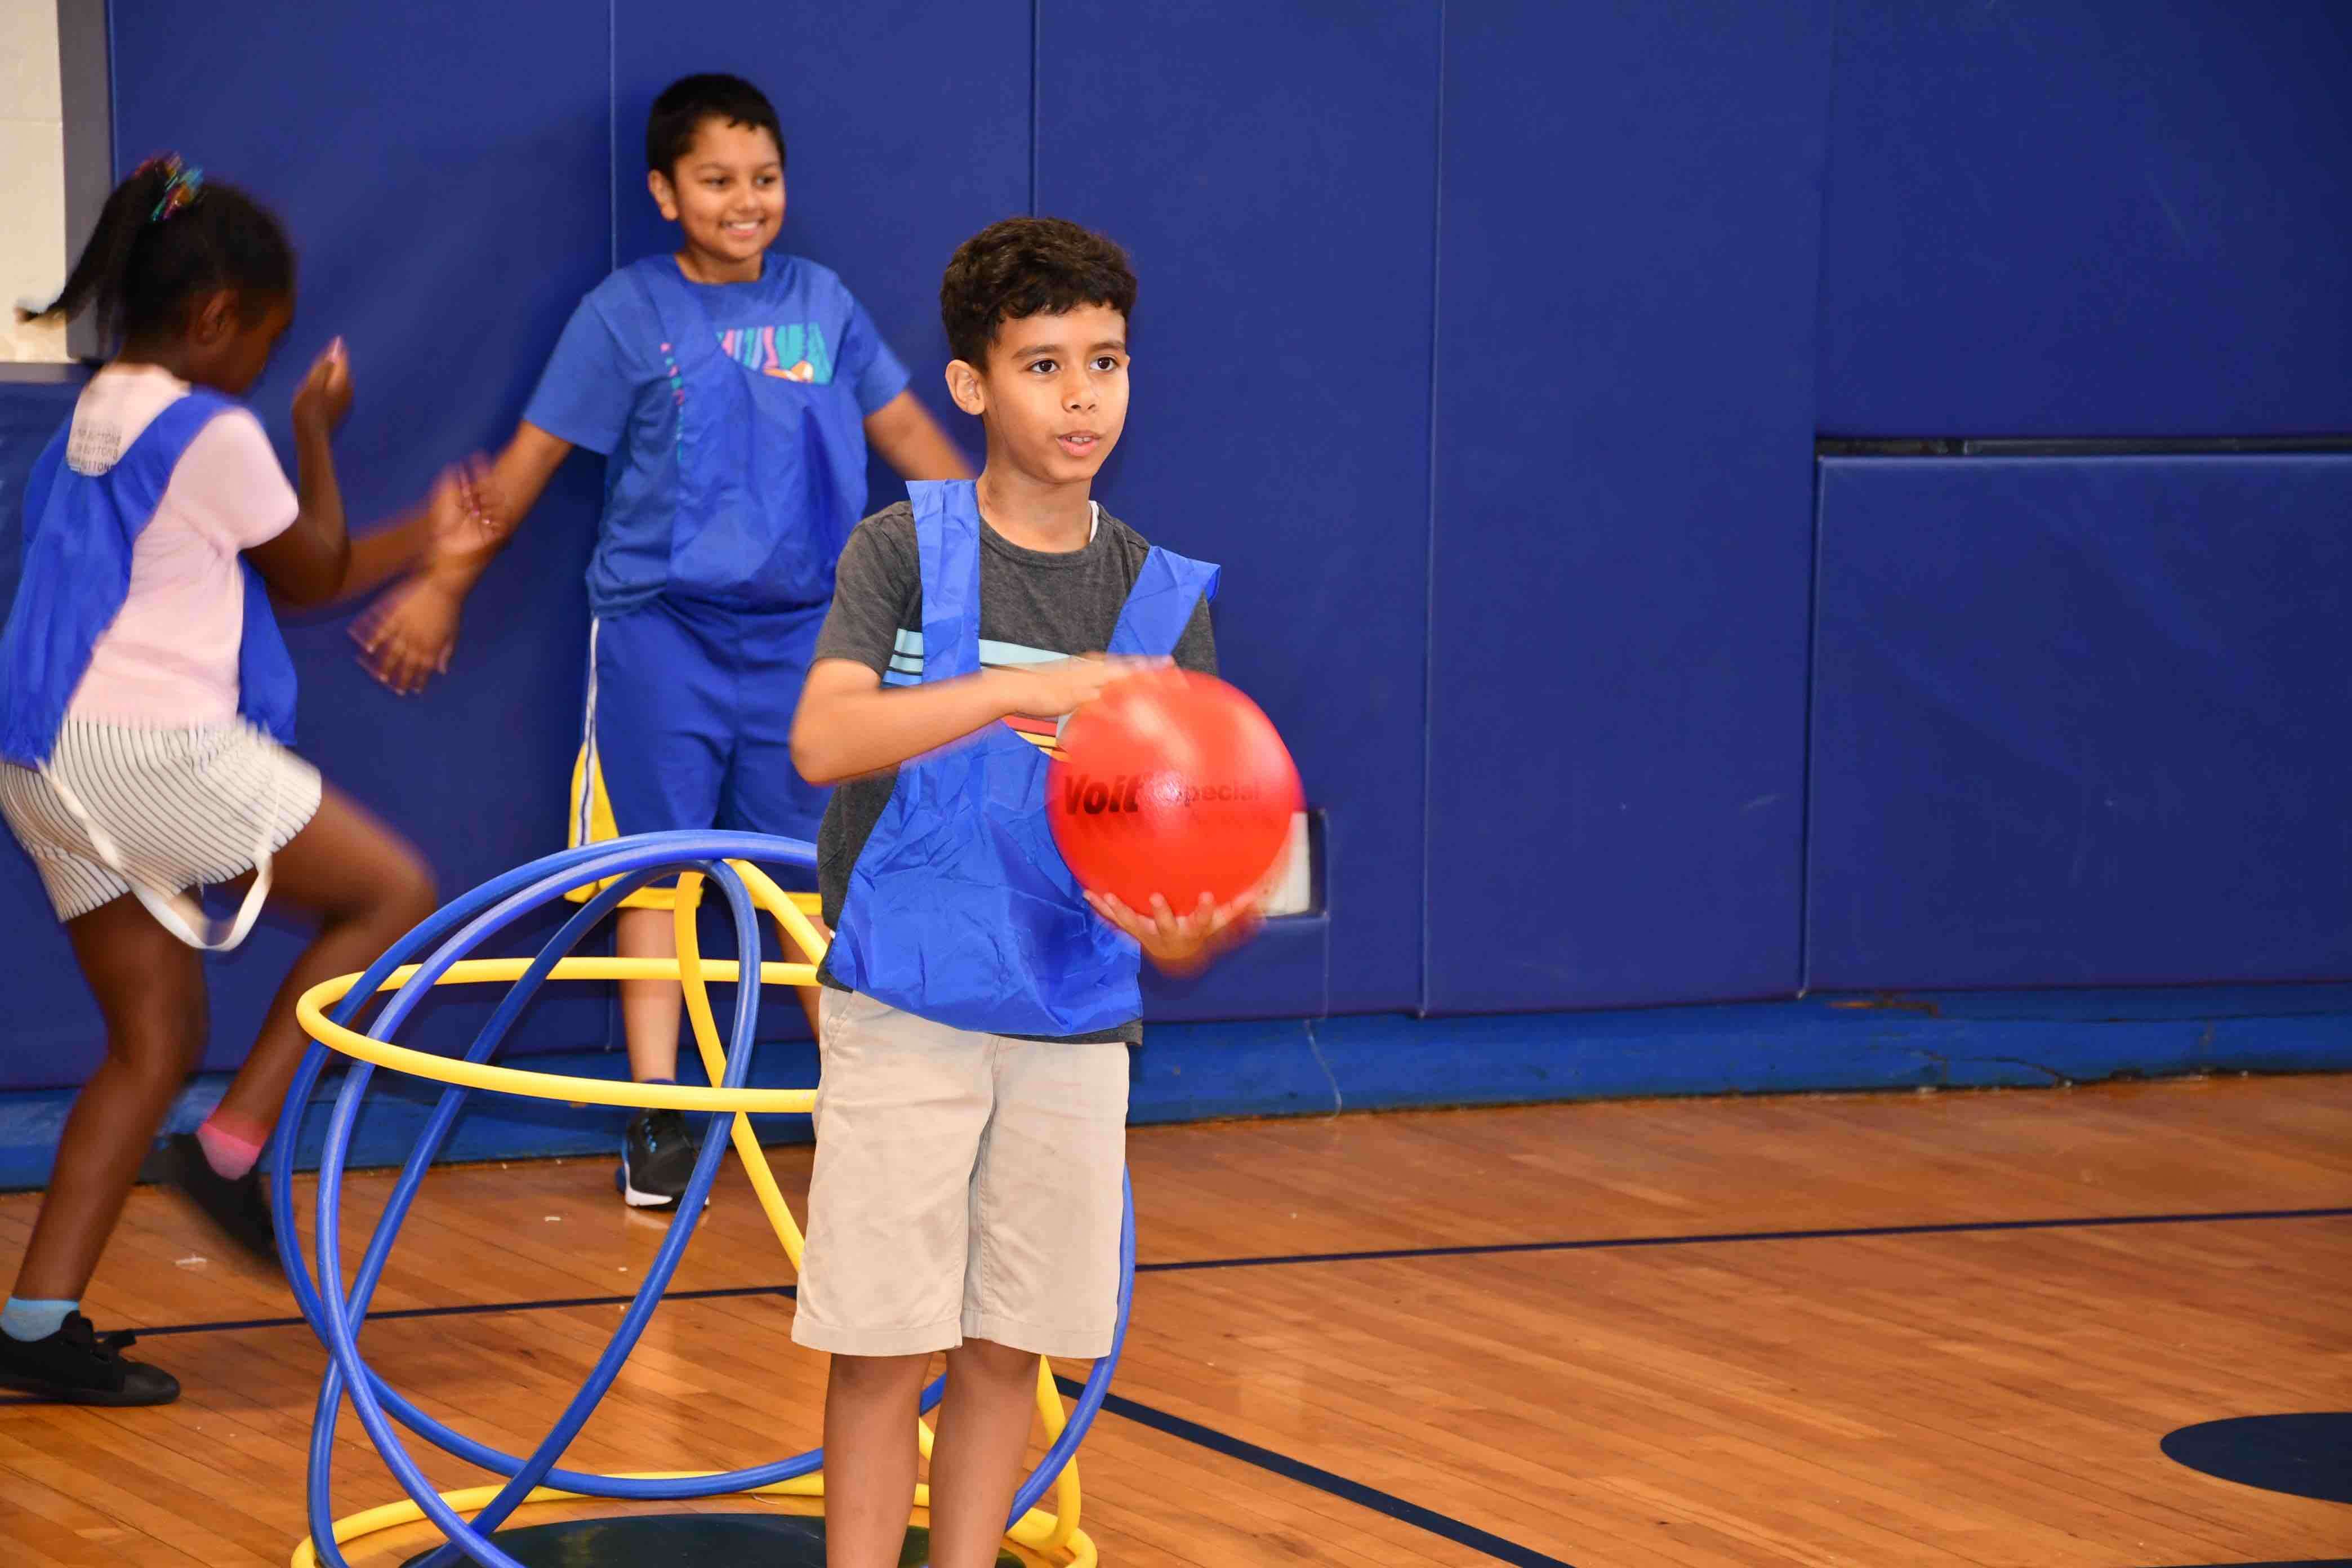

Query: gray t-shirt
[810,499,1218,1041]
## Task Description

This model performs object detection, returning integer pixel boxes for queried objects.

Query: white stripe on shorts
[573,618,602,845]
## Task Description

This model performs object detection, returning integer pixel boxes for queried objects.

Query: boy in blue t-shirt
[360,73,969,1210]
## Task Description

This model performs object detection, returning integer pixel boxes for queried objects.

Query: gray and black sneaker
[0,1314,179,1405]
[616,1109,701,1210]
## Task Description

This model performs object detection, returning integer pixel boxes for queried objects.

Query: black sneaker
[154,1132,279,1267]
[616,1109,701,1210]
[0,1314,179,1405]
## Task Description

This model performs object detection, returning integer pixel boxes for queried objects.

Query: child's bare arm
[351,422,572,692]
[430,422,572,582]
[323,458,500,604]
[863,390,972,482]
[790,654,1155,786]
[246,342,353,606]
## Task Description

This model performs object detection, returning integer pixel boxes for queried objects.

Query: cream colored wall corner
[1,0,70,363]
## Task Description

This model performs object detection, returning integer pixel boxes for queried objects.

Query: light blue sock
[1,1296,77,1342]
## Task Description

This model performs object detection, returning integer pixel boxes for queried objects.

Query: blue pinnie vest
[0,388,296,767]
[826,479,1219,1036]
[620,256,871,610]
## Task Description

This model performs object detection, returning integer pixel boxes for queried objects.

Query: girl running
[0,155,491,1405]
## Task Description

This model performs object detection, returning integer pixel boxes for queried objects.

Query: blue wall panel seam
[616,0,625,275]
[1808,0,1844,414]
[1796,0,1843,999]
[1417,0,1446,1018]
[1027,0,1040,213]
[104,0,117,179]
[1798,462,1827,996]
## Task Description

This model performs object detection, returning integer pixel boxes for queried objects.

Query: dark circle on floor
[398,1512,1026,1567]
[2161,1413,2352,1505]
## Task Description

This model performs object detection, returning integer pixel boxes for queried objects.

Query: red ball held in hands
[1047,669,1303,914]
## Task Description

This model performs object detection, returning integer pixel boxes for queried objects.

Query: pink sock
[195,1113,269,1181]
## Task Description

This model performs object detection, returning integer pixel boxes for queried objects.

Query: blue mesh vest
[621,256,871,608]
[0,388,295,767]
[826,480,1219,1036]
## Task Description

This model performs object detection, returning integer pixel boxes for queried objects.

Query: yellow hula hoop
[288,859,1100,1567]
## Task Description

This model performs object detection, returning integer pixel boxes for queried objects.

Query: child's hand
[353,573,462,695]
[1084,887,1267,977]
[292,337,353,436]
[424,456,505,567]
[997,654,1169,720]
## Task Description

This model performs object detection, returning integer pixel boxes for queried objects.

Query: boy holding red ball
[787,217,1263,1566]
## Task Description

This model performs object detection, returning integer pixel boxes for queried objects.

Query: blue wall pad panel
[0,371,83,556]
[1425,1,1829,1013]
[1039,3,1439,1020]
[1035,2,1441,1018]
[1818,1,2352,438]
[610,0,1027,504]
[6,986,2347,1189]
[1810,455,2352,990]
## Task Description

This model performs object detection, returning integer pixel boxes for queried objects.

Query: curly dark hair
[940,217,1136,368]
[646,73,785,176]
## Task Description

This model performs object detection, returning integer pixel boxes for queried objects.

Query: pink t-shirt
[63,366,299,725]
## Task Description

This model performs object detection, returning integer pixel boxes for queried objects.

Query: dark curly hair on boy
[940,217,1135,368]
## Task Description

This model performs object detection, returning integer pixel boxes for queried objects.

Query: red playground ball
[1048,670,1303,913]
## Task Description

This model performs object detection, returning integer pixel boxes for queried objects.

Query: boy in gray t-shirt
[789,217,1263,1567]
[810,496,1217,1043]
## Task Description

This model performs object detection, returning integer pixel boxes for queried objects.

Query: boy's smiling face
[950,302,1130,486]
[649,116,784,279]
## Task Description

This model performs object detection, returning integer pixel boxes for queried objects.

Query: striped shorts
[0,719,322,922]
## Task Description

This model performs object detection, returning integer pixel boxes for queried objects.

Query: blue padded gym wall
[1035,2,1441,1019]
[14,0,2350,1113]
[1808,456,2352,992]
[0,376,81,622]
[1423,1,1832,1014]
[1819,1,2352,438]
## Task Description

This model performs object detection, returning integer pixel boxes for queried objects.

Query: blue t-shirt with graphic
[524,252,911,614]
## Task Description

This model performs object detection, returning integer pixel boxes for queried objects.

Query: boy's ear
[945,359,987,417]
[646,167,681,222]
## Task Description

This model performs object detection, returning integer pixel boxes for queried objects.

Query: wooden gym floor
[1,1072,2346,1566]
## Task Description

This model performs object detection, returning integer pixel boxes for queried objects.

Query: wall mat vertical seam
[1418,0,1447,1017]
[1027,0,1040,213]
[1797,0,1845,996]
[606,0,617,273]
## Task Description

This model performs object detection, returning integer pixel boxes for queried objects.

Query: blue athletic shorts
[569,596,829,899]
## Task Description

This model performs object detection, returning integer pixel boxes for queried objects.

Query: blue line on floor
[1134,1204,2352,1274]
[124,1203,2351,1338]
[134,1281,794,1338]
[1054,1374,1576,1567]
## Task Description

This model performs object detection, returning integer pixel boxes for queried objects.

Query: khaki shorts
[791,988,1130,1360]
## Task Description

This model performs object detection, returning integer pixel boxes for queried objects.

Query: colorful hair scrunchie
[136,153,205,222]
